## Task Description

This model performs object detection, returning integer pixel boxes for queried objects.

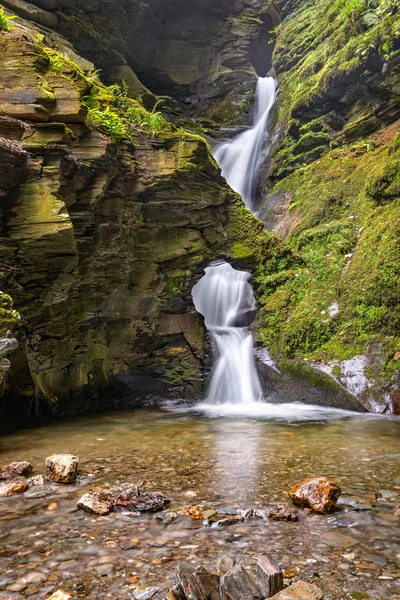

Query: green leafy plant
[0,6,17,31]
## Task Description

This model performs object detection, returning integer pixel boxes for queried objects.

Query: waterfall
[192,262,262,405]
[213,76,277,210]
[192,77,276,406]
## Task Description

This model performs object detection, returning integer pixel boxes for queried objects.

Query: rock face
[0,20,288,424]
[255,0,400,413]
[77,490,115,515]
[288,477,341,514]
[45,454,79,483]
[13,0,280,125]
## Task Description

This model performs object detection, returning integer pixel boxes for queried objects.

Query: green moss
[0,293,20,335]
[0,7,16,32]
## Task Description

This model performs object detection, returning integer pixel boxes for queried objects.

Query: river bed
[0,404,399,599]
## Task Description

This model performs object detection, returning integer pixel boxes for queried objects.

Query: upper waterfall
[213,76,277,210]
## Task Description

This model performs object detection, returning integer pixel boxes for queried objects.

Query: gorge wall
[0,0,399,424]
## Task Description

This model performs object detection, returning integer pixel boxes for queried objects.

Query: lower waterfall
[192,261,262,405]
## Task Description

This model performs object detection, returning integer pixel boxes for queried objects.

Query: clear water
[192,262,262,404]
[213,77,277,210]
[0,408,399,599]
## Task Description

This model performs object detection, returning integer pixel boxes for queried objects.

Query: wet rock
[268,504,299,521]
[394,505,400,517]
[45,455,79,483]
[77,490,115,515]
[47,591,71,600]
[269,581,323,599]
[188,567,220,600]
[242,508,263,519]
[155,511,178,525]
[1,461,32,478]
[288,477,341,514]
[220,565,262,600]
[31,475,51,485]
[24,485,54,499]
[255,555,284,597]
[217,514,245,526]
[0,480,29,496]
[116,486,170,512]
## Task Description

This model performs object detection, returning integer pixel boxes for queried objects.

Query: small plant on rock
[0,6,17,31]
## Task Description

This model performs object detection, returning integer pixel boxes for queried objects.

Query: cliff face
[3,0,280,125]
[0,17,286,423]
[257,0,400,413]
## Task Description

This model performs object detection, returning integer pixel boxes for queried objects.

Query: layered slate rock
[288,477,341,514]
[0,25,288,421]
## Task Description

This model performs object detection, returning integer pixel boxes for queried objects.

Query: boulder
[288,477,341,514]
[1,461,32,478]
[267,504,299,521]
[77,490,115,515]
[0,480,29,496]
[45,454,79,483]
[269,581,323,600]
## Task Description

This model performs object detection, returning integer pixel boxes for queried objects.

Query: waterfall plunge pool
[0,408,399,599]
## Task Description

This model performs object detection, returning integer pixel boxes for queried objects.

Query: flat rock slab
[1,461,32,478]
[288,477,341,514]
[269,581,323,600]
[77,490,115,515]
[24,484,54,498]
[45,454,79,483]
[0,480,29,496]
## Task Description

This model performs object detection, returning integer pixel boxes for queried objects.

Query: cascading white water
[192,262,262,405]
[213,76,277,209]
[192,77,277,406]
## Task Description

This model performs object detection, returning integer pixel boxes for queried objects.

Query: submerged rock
[77,490,115,515]
[288,477,341,514]
[269,581,323,599]
[24,484,54,499]
[1,461,33,478]
[268,504,299,522]
[0,480,29,496]
[45,454,79,483]
[155,511,178,525]
[116,486,170,512]
[242,508,263,519]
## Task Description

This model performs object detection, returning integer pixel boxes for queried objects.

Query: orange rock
[288,477,341,514]
[394,505,400,517]
[0,481,29,496]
